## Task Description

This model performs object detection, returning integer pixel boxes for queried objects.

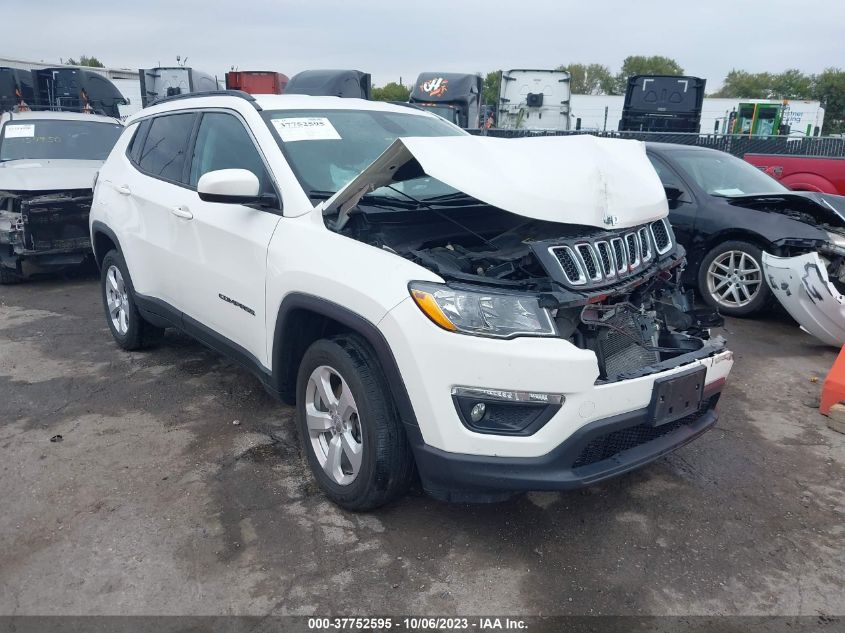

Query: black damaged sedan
[646,143,845,317]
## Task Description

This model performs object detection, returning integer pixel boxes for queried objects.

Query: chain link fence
[467,129,845,158]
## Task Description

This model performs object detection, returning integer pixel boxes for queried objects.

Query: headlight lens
[825,230,845,254]
[409,282,556,338]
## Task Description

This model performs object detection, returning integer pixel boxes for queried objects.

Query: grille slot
[595,241,615,278]
[651,219,672,254]
[625,233,640,268]
[611,238,626,274]
[576,244,601,281]
[552,246,586,285]
[572,397,716,469]
[638,227,652,261]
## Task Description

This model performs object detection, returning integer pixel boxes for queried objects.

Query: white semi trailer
[498,69,571,131]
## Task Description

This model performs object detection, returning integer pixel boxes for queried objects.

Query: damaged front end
[322,135,727,381]
[0,189,93,278]
[333,198,725,382]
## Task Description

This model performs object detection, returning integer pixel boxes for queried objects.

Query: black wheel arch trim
[272,293,419,427]
[90,221,123,267]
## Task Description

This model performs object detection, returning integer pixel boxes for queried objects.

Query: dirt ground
[1,274,843,617]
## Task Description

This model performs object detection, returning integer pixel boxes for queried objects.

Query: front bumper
[379,297,734,458]
[763,252,845,347]
[409,380,724,502]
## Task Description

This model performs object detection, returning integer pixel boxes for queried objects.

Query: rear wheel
[698,240,770,317]
[295,335,414,511]
[100,250,164,350]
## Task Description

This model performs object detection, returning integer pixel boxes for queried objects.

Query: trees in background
[371,82,410,102]
[556,63,615,95]
[66,55,105,67]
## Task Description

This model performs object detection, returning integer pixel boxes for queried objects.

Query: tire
[100,249,164,350]
[0,265,23,285]
[295,334,414,511]
[697,240,771,317]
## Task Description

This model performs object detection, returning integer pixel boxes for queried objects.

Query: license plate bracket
[648,366,706,427]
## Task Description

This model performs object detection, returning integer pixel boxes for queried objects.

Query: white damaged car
[0,110,123,283]
[90,93,734,509]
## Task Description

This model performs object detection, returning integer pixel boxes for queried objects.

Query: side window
[648,154,684,189]
[189,112,272,194]
[137,113,196,183]
[127,119,150,164]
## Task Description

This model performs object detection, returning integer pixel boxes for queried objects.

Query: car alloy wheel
[304,365,364,486]
[105,264,130,335]
[706,249,762,309]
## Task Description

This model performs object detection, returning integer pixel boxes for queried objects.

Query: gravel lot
[1,274,843,617]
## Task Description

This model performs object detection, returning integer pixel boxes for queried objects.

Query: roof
[645,142,716,153]
[1,110,121,124]
[127,93,439,124]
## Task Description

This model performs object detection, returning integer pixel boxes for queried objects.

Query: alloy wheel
[105,265,130,335]
[706,250,762,309]
[304,365,363,486]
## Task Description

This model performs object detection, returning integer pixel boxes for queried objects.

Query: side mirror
[197,169,260,204]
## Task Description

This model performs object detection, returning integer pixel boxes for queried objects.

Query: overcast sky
[7,0,843,89]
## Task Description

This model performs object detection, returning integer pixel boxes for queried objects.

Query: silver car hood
[322,135,669,229]
[0,159,101,192]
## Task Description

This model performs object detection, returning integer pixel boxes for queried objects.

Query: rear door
[121,111,198,305]
[173,110,281,367]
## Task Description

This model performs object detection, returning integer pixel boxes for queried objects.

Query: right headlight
[409,281,557,339]
[824,230,845,255]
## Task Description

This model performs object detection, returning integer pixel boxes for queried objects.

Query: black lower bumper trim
[408,390,721,503]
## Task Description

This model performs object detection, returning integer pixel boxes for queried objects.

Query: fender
[271,293,419,427]
[90,220,123,267]
[781,172,837,194]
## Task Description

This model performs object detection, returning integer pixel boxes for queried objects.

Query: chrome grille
[548,220,672,289]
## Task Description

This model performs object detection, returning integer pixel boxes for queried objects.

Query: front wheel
[100,250,164,350]
[697,240,771,317]
[295,335,414,511]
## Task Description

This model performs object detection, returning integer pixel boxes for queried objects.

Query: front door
[172,110,281,369]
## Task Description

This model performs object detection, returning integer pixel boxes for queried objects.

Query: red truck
[225,71,289,95]
[744,153,845,195]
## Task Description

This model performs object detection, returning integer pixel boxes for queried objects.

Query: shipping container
[225,71,288,94]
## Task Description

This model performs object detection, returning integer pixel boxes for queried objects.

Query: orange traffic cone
[820,345,845,415]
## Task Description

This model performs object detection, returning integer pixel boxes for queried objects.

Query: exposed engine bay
[329,196,725,382]
[0,189,92,270]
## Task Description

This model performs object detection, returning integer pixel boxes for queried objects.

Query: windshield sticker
[712,188,745,196]
[271,117,342,142]
[4,124,35,139]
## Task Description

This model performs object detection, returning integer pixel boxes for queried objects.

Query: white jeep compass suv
[90,91,734,510]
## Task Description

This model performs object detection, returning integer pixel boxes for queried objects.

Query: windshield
[671,149,788,197]
[0,119,123,162]
[264,109,465,198]
[413,104,460,123]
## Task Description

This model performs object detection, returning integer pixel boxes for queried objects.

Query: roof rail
[149,90,261,110]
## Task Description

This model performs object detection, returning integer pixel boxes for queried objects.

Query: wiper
[308,189,336,199]
[420,192,472,202]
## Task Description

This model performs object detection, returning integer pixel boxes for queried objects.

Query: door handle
[170,205,193,220]
[116,184,132,196]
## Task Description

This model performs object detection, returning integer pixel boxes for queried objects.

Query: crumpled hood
[726,191,845,227]
[324,135,669,229]
[0,159,101,192]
